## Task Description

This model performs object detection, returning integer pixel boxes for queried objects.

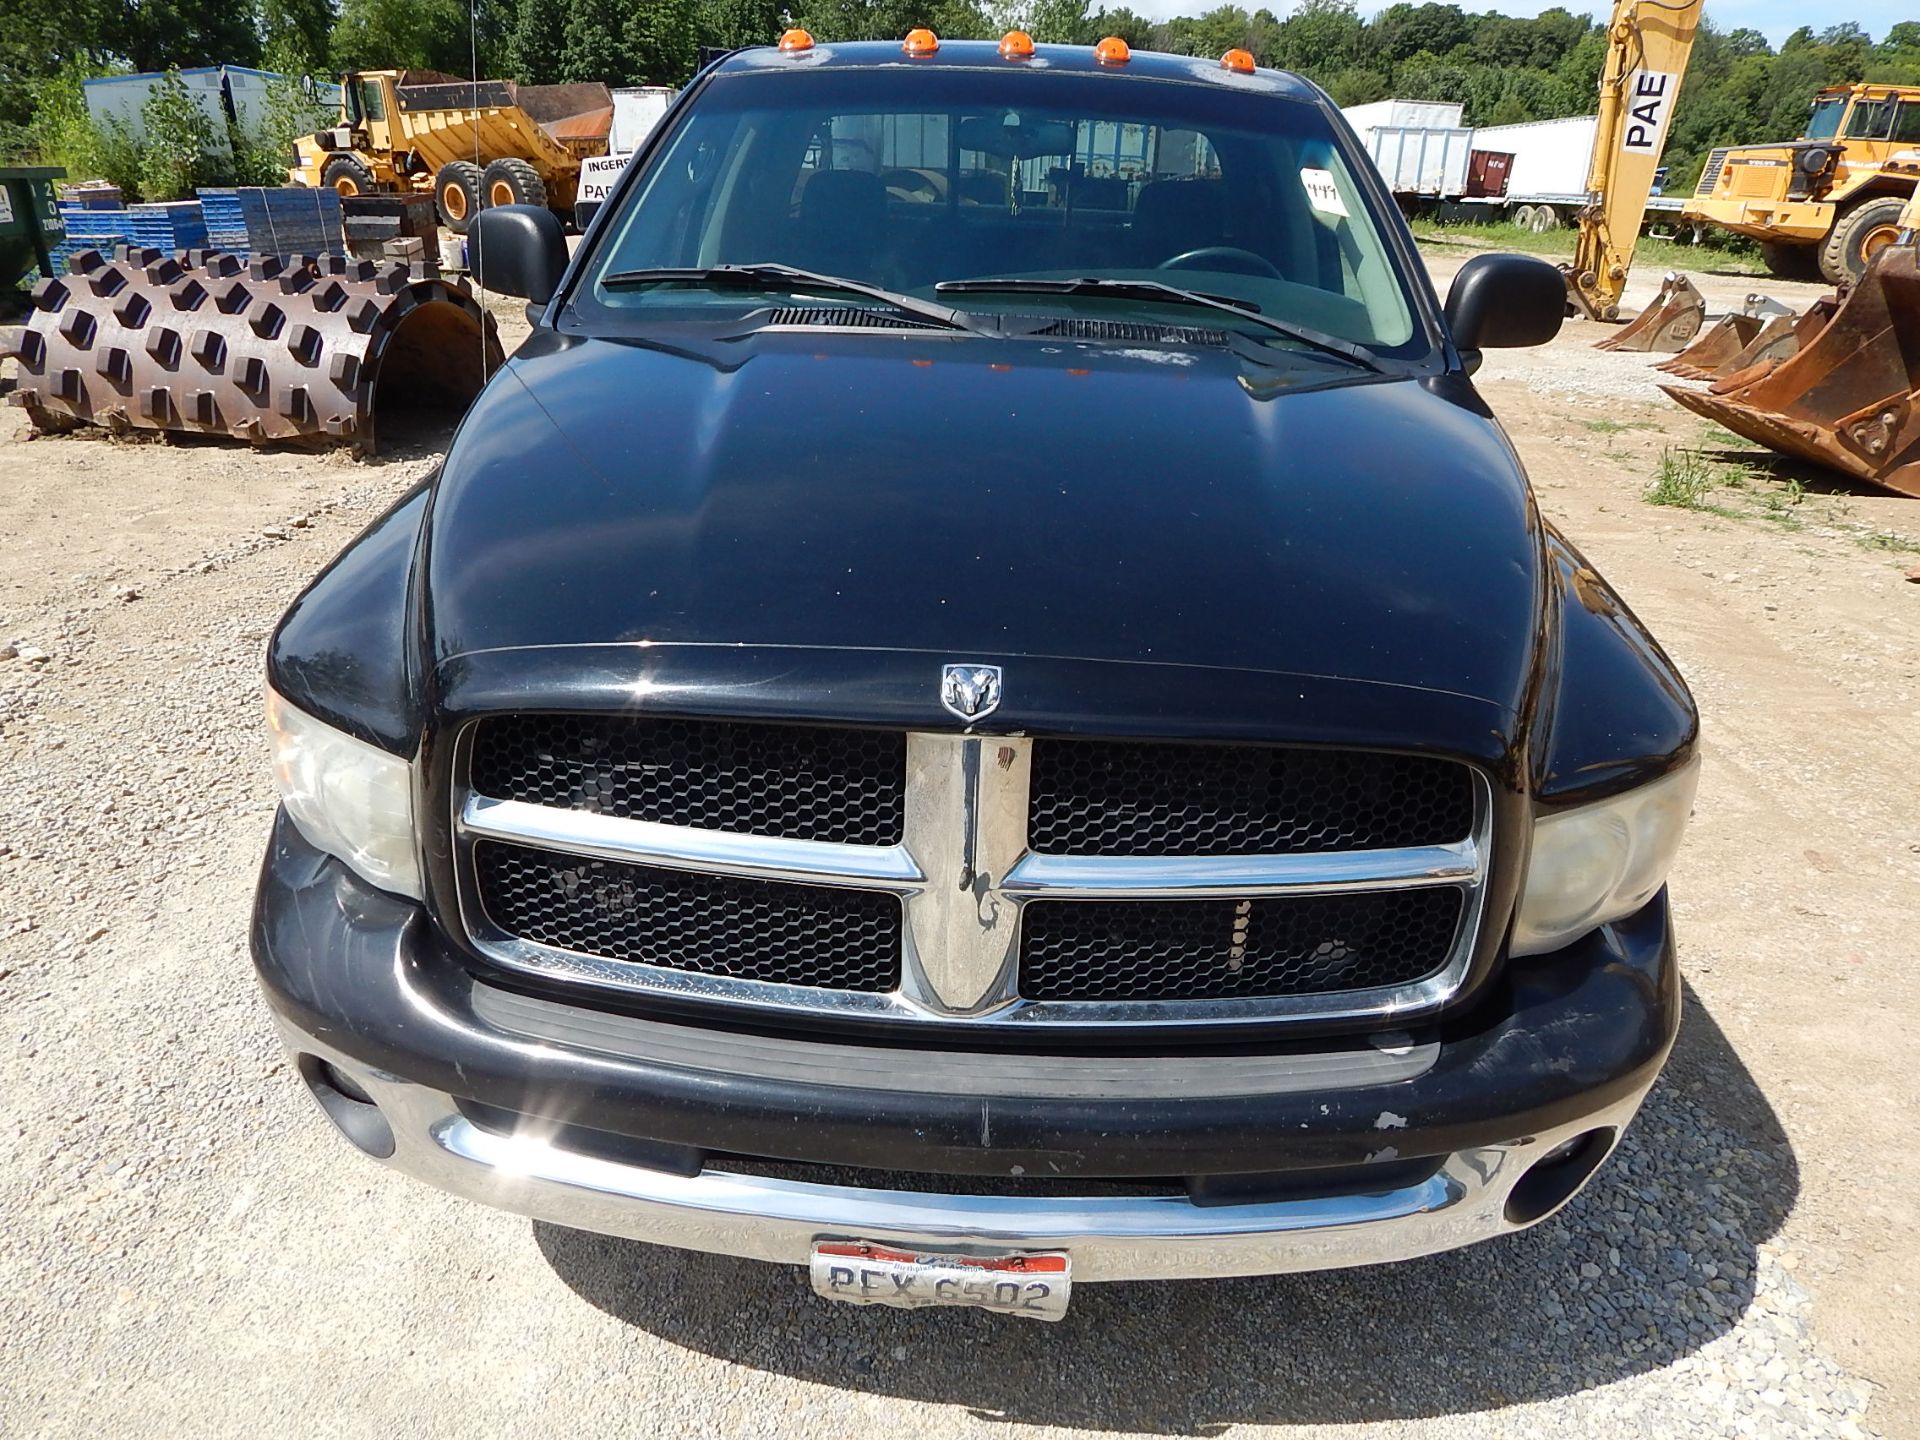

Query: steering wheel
[1158,246,1282,278]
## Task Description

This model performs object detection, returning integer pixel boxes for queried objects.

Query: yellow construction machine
[1563,0,1705,345]
[1663,188,1920,497]
[1684,84,1920,284]
[290,71,612,233]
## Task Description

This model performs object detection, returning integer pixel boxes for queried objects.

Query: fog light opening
[298,1054,397,1160]
[1503,1127,1614,1226]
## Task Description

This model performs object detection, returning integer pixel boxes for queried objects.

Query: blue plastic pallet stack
[128,201,210,252]
[236,186,343,255]
[52,203,137,274]
[194,188,251,249]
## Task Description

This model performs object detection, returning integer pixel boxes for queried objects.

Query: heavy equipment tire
[321,156,378,197]
[1759,240,1821,282]
[482,157,548,211]
[436,161,484,233]
[1819,195,1909,285]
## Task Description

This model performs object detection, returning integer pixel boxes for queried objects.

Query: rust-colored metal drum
[8,246,502,453]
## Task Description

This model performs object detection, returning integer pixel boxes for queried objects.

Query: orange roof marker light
[1220,48,1256,74]
[998,30,1035,60]
[903,28,940,56]
[778,28,815,52]
[1094,35,1131,64]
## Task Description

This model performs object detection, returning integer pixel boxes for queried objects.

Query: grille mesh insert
[1028,740,1473,857]
[475,841,902,992]
[469,715,906,846]
[1020,888,1463,1003]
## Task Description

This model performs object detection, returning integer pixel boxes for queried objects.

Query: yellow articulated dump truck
[290,71,612,233]
[1684,84,1920,285]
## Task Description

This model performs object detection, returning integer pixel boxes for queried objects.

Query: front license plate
[809,1241,1071,1321]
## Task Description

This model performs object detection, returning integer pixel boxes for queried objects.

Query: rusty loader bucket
[1655,311,1763,378]
[1663,245,1920,497]
[1703,297,1842,394]
[1594,273,1707,353]
[8,246,501,453]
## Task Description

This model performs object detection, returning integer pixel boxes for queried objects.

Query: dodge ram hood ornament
[940,664,1002,721]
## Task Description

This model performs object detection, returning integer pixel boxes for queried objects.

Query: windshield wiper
[934,276,1384,372]
[600,264,985,333]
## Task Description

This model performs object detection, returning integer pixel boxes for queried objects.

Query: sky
[1119,0,1911,48]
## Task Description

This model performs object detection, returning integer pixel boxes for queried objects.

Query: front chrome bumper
[278,1019,1652,1282]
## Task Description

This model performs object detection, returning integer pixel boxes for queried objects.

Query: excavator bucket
[1655,312,1763,378]
[1701,297,1842,392]
[1594,273,1708,353]
[9,246,501,453]
[1662,245,1920,497]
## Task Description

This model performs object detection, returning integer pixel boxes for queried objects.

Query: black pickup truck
[253,35,1698,1321]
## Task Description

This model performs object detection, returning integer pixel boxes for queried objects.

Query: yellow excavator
[1564,0,1707,350]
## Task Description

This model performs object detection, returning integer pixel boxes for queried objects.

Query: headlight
[267,689,422,899]
[1510,760,1698,957]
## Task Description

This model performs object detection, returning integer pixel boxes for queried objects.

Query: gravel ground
[1,281,1913,1438]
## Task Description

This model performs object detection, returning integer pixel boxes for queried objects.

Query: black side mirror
[1444,253,1567,363]
[470,204,568,304]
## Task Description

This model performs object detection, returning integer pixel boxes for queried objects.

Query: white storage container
[1467,115,1599,203]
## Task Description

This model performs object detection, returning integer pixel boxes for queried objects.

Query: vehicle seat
[789,169,888,281]
[1130,179,1228,264]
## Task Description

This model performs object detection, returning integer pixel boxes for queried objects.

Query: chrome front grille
[474,840,902,992]
[1027,737,1473,856]
[469,714,906,845]
[455,724,1492,1032]
[1020,889,1465,1003]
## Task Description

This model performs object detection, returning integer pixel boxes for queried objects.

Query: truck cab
[1685,83,1920,283]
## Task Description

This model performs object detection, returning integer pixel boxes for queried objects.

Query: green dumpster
[1,165,67,314]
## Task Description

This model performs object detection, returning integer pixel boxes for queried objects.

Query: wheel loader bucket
[1702,297,1842,393]
[1662,245,1920,498]
[1594,274,1707,353]
[9,246,502,454]
[1655,312,1762,378]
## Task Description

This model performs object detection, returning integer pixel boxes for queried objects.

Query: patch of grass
[1855,529,1920,554]
[1412,220,1767,276]
[1584,417,1659,436]
[1647,447,1723,508]
[1643,450,1920,557]
[1700,423,1763,451]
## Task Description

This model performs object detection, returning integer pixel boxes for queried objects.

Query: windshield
[574,63,1420,353]
[1805,95,1847,140]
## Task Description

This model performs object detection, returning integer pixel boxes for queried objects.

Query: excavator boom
[1564,0,1705,323]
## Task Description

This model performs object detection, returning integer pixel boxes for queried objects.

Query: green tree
[699,0,786,51]
[563,0,634,80]
[1369,3,1466,66]
[1088,5,1154,47]
[630,0,701,82]
[110,0,262,73]
[261,0,337,71]
[509,0,569,81]
[1269,0,1365,80]
[331,0,485,73]
[137,68,220,200]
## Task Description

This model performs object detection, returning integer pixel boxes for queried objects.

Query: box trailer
[1341,100,1473,199]
[574,86,677,229]
[1459,114,1685,228]
[83,67,339,159]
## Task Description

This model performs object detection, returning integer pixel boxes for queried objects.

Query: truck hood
[424,329,1542,721]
